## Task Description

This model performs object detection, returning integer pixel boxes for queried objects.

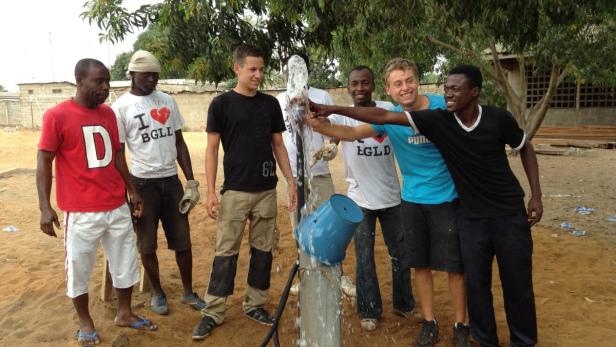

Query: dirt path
[0,130,614,346]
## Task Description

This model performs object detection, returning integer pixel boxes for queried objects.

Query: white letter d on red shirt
[82,125,113,168]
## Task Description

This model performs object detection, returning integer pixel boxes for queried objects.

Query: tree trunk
[525,62,567,139]
[487,45,526,128]
[493,56,567,140]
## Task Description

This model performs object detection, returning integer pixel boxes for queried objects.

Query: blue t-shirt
[372,94,457,204]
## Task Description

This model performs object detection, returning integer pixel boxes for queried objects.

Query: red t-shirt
[38,99,126,212]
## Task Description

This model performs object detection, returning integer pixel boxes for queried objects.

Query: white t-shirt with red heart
[329,101,401,210]
[112,90,185,178]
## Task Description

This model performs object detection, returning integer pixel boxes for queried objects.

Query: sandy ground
[0,130,615,347]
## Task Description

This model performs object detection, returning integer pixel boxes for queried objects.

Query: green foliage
[83,0,277,84]
[83,0,616,133]
[133,24,186,78]
[479,79,507,108]
[110,51,133,80]
[421,72,442,85]
[224,77,237,90]
[305,47,342,89]
[81,0,162,44]
[82,0,360,85]
[328,1,440,98]
[0,84,7,92]
[110,24,187,80]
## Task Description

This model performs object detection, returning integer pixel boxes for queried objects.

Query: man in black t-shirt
[192,44,297,340]
[309,65,542,347]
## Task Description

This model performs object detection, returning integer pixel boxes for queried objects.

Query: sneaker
[360,318,377,331]
[340,276,356,297]
[192,316,216,340]
[415,319,438,347]
[150,294,169,315]
[452,322,471,347]
[245,308,275,326]
[290,282,300,296]
[181,292,207,311]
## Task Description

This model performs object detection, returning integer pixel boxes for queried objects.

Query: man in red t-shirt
[36,59,156,346]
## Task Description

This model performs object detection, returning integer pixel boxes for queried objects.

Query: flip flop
[129,316,157,331]
[75,329,101,346]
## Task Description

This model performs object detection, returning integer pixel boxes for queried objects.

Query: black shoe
[192,316,216,340]
[245,308,274,326]
[415,319,439,347]
[453,322,471,347]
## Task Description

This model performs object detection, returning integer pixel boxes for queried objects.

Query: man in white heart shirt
[112,50,205,316]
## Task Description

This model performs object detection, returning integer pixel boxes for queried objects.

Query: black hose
[259,259,299,347]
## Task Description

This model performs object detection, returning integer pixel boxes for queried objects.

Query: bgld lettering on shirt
[141,127,174,143]
[356,145,392,156]
[133,112,174,143]
[355,139,391,157]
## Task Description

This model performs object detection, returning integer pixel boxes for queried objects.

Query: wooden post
[4,102,9,125]
[100,258,113,301]
[139,264,150,292]
[100,260,149,301]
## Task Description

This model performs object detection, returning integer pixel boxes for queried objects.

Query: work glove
[179,180,200,214]
[310,143,338,167]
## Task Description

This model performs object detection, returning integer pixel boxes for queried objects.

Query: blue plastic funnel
[295,194,363,265]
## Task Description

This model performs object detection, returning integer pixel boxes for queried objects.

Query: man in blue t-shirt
[310,58,469,347]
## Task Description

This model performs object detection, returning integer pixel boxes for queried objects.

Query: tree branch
[489,44,509,85]
[486,43,525,125]
[427,36,465,54]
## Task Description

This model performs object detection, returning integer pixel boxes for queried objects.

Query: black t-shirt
[206,90,286,192]
[408,105,526,218]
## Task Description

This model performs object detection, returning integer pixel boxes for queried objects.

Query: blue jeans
[354,205,415,319]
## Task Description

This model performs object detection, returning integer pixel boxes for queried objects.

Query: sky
[0,0,154,92]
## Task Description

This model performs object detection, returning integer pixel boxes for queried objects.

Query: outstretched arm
[309,101,409,125]
[309,118,378,141]
[519,142,543,226]
[36,150,59,237]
